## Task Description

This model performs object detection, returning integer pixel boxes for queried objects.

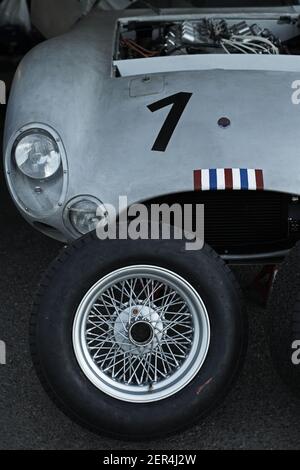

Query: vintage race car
[6,3,300,260]
[4,2,300,439]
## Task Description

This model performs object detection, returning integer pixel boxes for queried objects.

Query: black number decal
[148,92,193,152]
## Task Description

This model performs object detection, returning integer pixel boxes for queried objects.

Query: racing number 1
[148,92,193,152]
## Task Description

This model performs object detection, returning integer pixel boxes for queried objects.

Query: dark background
[0,0,300,450]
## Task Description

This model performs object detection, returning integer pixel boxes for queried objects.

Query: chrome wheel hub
[73,265,210,403]
[114,304,163,355]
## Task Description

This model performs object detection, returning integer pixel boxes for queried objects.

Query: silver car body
[4,5,300,259]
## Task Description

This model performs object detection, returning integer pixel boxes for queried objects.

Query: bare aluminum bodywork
[4,6,300,259]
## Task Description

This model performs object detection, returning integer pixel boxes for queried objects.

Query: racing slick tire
[268,242,300,395]
[30,232,247,440]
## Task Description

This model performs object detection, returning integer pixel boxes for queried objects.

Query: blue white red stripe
[194,168,264,191]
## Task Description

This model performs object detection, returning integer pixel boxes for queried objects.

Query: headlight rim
[5,123,69,218]
[63,195,106,238]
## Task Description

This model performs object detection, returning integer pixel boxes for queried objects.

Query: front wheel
[31,234,247,440]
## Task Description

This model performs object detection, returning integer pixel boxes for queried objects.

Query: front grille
[148,191,293,256]
[199,191,289,254]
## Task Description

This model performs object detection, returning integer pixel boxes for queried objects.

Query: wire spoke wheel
[33,237,246,438]
[73,265,210,403]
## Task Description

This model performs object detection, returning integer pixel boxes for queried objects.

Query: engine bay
[116,16,300,59]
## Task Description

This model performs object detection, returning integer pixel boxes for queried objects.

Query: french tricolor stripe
[194,169,264,191]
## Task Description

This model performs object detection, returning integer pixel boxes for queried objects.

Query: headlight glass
[14,130,61,179]
[68,199,107,235]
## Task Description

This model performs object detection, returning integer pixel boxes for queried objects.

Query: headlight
[67,198,107,236]
[14,130,61,179]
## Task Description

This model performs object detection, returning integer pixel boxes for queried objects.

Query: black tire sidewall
[33,236,246,439]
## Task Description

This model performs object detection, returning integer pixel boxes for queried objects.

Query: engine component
[118,17,288,60]
[163,19,282,55]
